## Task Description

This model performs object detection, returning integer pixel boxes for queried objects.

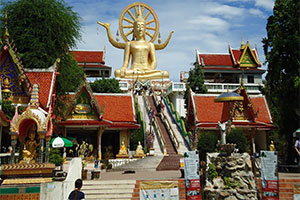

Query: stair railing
[153,94,180,154]
[143,95,167,155]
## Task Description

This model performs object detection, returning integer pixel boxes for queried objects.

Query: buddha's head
[133,7,145,40]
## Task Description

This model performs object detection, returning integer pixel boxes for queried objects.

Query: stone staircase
[147,96,181,171]
[82,179,136,200]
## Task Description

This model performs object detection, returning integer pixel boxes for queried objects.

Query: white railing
[166,82,186,96]
[204,83,263,94]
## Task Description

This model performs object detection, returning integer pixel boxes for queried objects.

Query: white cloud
[188,16,230,33]
[254,0,274,11]
[248,8,266,18]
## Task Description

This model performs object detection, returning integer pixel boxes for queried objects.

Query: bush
[197,131,218,161]
[49,148,62,166]
[226,128,249,153]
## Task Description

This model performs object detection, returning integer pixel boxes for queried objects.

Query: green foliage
[90,78,121,93]
[49,148,62,166]
[223,177,240,189]
[0,0,81,69]
[129,129,144,151]
[54,53,83,120]
[208,163,218,181]
[262,0,300,164]
[226,128,249,153]
[184,62,207,111]
[187,63,207,94]
[1,100,24,119]
[197,131,218,161]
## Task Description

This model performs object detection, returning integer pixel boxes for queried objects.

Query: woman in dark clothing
[68,179,85,200]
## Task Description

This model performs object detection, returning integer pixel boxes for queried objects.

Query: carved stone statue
[24,125,38,163]
[218,121,228,145]
[98,2,173,80]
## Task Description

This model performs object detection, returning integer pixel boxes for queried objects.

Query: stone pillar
[38,132,45,163]
[10,133,18,164]
[251,128,256,154]
[45,136,51,163]
[97,128,104,161]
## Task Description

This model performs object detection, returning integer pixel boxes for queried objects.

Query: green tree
[187,63,207,94]
[0,0,81,69]
[90,78,121,93]
[262,0,300,164]
[226,128,249,153]
[197,131,218,161]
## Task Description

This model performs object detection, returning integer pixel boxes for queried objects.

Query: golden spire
[4,10,9,39]
[28,83,40,109]
[240,36,245,50]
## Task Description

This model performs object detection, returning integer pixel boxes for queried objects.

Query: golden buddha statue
[98,3,173,80]
[269,140,276,151]
[134,141,145,158]
[24,125,38,163]
[116,140,129,158]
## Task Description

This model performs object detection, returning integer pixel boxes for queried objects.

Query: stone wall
[204,153,257,200]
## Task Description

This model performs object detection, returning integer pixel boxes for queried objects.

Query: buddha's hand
[97,21,110,30]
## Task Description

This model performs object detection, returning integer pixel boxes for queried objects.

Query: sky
[65,0,275,81]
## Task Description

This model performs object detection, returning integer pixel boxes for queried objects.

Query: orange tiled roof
[71,51,104,64]
[198,49,260,67]
[192,94,273,129]
[94,94,136,123]
[26,71,54,108]
[198,54,233,66]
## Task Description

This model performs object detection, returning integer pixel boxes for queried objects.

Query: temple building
[57,79,139,160]
[186,41,274,153]
[70,49,112,78]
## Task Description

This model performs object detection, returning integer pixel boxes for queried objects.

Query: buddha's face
[134,20,145,39]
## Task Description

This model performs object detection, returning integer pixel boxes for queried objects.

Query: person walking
[68,178,85,200]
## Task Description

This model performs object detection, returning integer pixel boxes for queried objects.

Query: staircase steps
[147,96,180,171]
[82,180,136,200]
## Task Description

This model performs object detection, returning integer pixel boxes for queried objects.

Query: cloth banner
[139,181,179,200]
[260,151,278,200]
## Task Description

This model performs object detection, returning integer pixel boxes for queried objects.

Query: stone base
[116,154,129,159]
[133,154,145,158]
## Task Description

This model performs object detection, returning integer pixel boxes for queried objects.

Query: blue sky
[65,0,275,81]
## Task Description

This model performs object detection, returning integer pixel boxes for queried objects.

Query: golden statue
[98,2,173,80]
[24,125,39,163]
[134,141,145,158]
[269,140,276,151]
[19,147,31,164]
[116,140,129,158]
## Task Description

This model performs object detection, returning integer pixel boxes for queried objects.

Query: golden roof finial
[240,36,245,50]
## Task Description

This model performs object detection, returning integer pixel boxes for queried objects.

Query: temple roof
[189,92,273,130]
[197,41,262,69]
[60,78,138,129]
[70,50,111,69]
[25,61,58,109]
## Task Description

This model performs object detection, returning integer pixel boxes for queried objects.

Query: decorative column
[45,136,51,163]
[38,132,45,163]
[251,128,256,154]
[97,127,104,161]
[18,137,25,163]
[10,133,18,164]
